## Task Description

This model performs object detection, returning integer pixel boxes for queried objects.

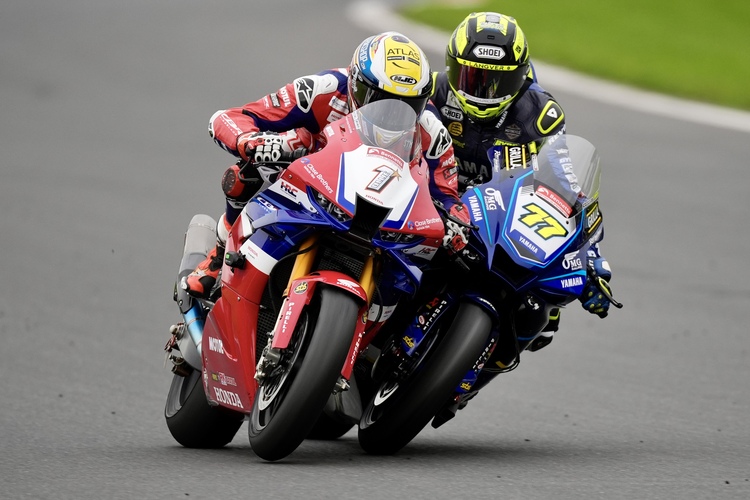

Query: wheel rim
[253,311,310,428]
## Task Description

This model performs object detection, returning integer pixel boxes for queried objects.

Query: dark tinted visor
[448,57,528,104]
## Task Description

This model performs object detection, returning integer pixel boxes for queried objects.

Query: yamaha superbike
[163,100,467,461]
[356,134,622,455]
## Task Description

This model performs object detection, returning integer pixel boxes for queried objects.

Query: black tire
[248,286,360,461]
[307,412,355,440]
[358,301,492,455]
[164,368,244,448]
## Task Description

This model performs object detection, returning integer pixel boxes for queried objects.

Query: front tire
[358,301,492,455]
[248,286,360,461]
[164,368,244,448]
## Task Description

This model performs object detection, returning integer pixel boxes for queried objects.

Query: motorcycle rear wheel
[164,368,244,448]
[248,285,360,461]
[358,301,492,455]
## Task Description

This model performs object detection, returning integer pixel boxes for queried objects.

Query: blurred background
[1,1,748,498]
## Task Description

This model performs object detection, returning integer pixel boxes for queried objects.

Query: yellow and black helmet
[446,12,530,122]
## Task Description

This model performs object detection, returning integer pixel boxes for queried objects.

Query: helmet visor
[448,58,528,105]
[350,76,429,116]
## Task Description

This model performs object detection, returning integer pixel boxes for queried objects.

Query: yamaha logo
[473,45,505,60]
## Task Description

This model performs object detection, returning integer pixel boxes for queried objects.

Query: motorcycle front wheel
[248,285,360,461]
[358,301,492,455]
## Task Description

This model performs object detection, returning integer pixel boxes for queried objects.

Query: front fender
[271,270,368,350]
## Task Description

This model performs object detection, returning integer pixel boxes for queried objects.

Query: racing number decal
[519,203,568,239]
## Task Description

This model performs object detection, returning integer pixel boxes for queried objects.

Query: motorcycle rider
[183,31,471,299]
[429,12,614,353]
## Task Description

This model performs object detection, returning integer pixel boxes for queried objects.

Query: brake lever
[588,272,624,309]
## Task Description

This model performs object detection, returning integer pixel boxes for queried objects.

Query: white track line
[348,0,750,134]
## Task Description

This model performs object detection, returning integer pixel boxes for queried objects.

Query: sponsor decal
[403,336,415,348]
[402,245,438,258]
[219,372,237,387]
[303,162,327,193]
[536,185,572,217]
[586,201,601,228]
[512,231,543,258]
[468,195,483,222]
[519,203,568,239]
[270,93,280,108]
[256,196,276,212]
[473,45,506,60]
[411,217,442,230]
[211,372,237,387]
[562,251,583,271]
[278,87,292,107]
[329,96,348,113]
[391,74,417,85]
[366,147,403,166]
[448,121,463,136]
[213,387,243,409]
[386,47,421,66]
[280,180,297,198]
[504,123,522,141]
[365,165,401,193]
[505,145,526,169]
[208,337,224,354]
[280,301,295,335]
[294,281,308,294]
[442,165,458,179]
[219,113,243,136]
[483,187,505,211]
[560,276,584,289]
[336,278,360,291]
[441,106,463,121]
[417,298,447,332]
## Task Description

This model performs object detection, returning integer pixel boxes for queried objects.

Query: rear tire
[248,286,359,461]
[358,301,492,455]
[164,368,244,448]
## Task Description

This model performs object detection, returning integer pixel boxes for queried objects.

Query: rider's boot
[182,214,231,299]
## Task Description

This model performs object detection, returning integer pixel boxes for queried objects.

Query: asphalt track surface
[1,1,749,499]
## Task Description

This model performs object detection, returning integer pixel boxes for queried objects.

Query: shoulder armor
[292,72,342,113]
[535,98,565,136]
[419,111,452,159]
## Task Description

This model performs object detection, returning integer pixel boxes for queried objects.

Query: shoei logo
[473,45,505,60]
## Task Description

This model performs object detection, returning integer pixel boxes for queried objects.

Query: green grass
[401,1,750,111]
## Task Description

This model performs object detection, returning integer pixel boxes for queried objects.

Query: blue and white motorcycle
[357,134,622,454]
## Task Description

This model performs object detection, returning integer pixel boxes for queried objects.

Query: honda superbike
[356,134,622,455]
[163,100,457,461]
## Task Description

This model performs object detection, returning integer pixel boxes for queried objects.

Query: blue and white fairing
[462,134,603,298]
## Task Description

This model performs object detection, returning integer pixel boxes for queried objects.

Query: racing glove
[236,130,310,163]
[442,203,471,254]
[580,256,613,318]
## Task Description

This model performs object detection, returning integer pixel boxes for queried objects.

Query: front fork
[255,235,376,387]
